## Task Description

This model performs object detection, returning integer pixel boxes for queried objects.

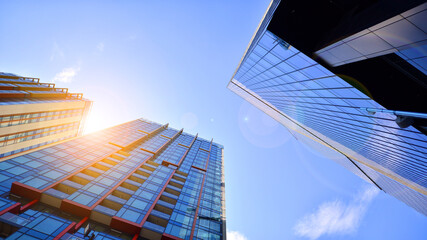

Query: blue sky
[1,1,426,239]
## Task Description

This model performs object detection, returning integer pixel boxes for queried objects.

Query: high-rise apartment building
[0,118,225,240]
[0,72,92,160]
[229,0,427,215]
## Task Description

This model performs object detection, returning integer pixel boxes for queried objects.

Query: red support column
[53,216,88,240]
[74,216,89,230]
[138,171,176,227]
[53,222,76,240]
[189,139,213,240]
[20,199,38,212]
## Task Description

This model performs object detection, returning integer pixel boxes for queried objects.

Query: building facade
[0,72,92,160]
[229,0,427,215]
[0,118,225,240]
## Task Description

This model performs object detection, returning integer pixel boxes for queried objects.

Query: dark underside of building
[267,0,427,132]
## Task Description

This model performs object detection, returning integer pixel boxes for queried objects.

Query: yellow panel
[40,193,62,208]
[29,92,67,98]
[90,210,112,226]
[0,100,85,115]
[0,116,82,136]
[17,86,51,91]
[0,129,78,155]
[0,79,38,85]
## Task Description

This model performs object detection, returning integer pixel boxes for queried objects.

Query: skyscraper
[0,118,225,240]
[229,0,427,215]
[0,72,92,160]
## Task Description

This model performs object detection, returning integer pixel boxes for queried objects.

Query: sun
[83,108,112,135]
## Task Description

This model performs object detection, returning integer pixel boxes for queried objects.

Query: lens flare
[238,101,291,148]
[181,112,198,130]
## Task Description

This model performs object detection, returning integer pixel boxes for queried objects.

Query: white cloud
[52,66,80,83]
[227,230,248,240]
[294,186,379,240]
[97,42,105,52]
[50,41,64,61]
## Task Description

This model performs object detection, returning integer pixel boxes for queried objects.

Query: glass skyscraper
[0,72,92,160]
[229,0,427,215]
[0,118,225,239]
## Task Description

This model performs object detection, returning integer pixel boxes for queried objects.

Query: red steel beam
[162,233,184,240]
[20,199,38,212]
[176,134,198,166]
[191,165,206,172]
[74,216,89,231]
[90,128,181,213]
[138,170,176,227]
[0,203,21,216]
[189,139,213,240]
[53,222,76,240]
[111,130,197,236]
[10,124,165,208]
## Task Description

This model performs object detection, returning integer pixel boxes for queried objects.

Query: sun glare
[83,110,111,135]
